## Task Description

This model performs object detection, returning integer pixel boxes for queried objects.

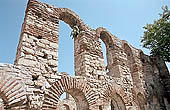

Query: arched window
[97,27,123,77]
[99,39,107,71]
[99,31,111,69]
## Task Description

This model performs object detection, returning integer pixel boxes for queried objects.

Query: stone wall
[0,0,170,110]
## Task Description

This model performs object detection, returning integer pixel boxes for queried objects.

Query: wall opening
[0,98,4,110]
[58,21,74,76]
[110,94,126,110]
[67,88,89,110]
[99,39,107,70]
[137,93,146,110]
[58,92,76,110]
[99,105,103,110]
[58,88,89,110]
[111,100,114,110]
[99,31,114,75]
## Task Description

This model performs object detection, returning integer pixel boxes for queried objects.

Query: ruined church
[0,0,170,110]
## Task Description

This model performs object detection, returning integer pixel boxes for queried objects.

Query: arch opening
[67,88,89,110]
[63,104,70,110]
[59,12,81,29]
[43,77,89,110]
[0,98,4,110]
[110,94,126,110]
[99,105,103,110]
[99,39,107,72]
[98,30,119,77]
[58,21,74,76]
[137,93,146,110]
[58,92,76,110]
[99,31,113,73]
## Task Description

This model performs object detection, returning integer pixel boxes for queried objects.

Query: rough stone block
[40,39,50,45]
[49,42,58,49]
[22,46,34,55]
[51,74,61,79]
[17,58,37,67]
[48,60,57,66]
[36,42,46,48]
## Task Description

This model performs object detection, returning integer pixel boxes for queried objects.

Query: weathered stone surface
[49,42,58,49]
[40,39,50,45]
[22,46,34,55]
[0,0,170,110]
[17,58,37,67]
[48,60,57,66]
[36,42,46,48]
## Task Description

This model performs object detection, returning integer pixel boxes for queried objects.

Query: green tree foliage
[141,6,170,62]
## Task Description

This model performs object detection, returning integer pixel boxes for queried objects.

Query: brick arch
[111,93,127,110]
[139,51,153,77]
[27,0,91,35]
[96,27,116,45]
[0,73,27,109]
[42,75,92,110]
[106,86,127,110]
[56,8,91,31]
[103,83,127,110]
[122,42,141,72]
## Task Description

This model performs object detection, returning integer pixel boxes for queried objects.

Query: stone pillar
[74,32,106,77]
[15,0,59,77]
[14,0,60,109]
[106,43,128,77]
[106,42,134,106]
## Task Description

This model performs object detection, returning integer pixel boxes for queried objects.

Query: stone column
[74,31,106,77]
[15,0,59,77]
[14,0,60,109]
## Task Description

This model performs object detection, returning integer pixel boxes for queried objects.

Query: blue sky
[0,0,169,75]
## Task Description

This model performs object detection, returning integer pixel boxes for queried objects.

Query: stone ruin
[0,0,170,110]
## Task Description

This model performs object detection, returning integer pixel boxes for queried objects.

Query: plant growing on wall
[70,25,80,39]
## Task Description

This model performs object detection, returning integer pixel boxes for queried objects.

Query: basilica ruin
[0,0,170,110]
